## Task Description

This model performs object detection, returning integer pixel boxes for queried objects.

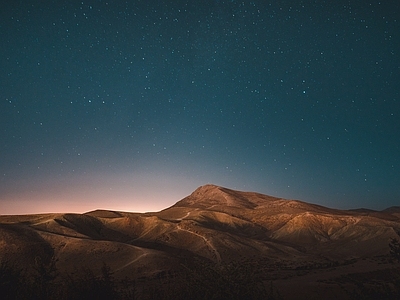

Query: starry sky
[1,1,399,214]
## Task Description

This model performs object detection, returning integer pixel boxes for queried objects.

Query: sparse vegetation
[31,256,59,299]
[0,256,284,300]
[0,260,24,299]
[0,258,127,300]
[62,263,121,300]
[389,238,400,262]
[158,258,283,300]
[339,268,400,300]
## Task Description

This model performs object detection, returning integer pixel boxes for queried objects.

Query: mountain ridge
[1,184,399,299]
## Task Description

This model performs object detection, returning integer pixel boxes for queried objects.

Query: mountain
[1,184,400,299]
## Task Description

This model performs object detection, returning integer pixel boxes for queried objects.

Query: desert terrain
[1,184,400,299]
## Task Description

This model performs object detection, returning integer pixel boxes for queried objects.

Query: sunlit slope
[1,184,399,278]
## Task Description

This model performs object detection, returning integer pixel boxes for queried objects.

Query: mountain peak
[173,184,263,210]
[191,184,222,195]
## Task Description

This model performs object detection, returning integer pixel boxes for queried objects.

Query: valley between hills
[1,184,400,299]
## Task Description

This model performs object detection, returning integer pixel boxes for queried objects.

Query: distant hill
[1,184,400,299]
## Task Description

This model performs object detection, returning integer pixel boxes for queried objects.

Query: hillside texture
[1,184,400,299]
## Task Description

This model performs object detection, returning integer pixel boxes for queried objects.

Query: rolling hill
[1,184,400,299]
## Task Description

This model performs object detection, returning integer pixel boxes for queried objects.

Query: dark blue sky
[1,1,399,214]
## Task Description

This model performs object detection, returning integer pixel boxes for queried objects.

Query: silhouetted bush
[149,259,282,300]
[0,258,125,300]
[30,256,59,299]
[0,260,25,299]
[341,268,400,300]
[63,263,120,300]
[389,238,400,262]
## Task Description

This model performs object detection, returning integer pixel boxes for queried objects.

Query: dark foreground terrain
[1,184,400,299]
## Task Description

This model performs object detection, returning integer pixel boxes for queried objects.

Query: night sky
[1,1,399,214]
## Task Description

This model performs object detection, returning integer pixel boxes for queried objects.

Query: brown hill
[1,184,400,299]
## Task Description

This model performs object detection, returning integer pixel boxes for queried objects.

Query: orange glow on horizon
[1,172,201,215]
